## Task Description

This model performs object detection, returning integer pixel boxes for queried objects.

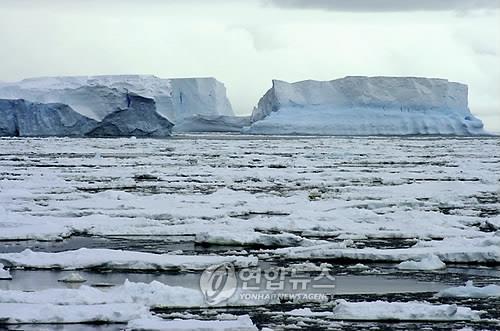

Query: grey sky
[0,0,499,131]
[267,0,500,12]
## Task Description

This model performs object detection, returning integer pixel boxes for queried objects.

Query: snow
[247,77,488,136]
[437,281,500,298]
[329,299,483,321]
[0,248,258,271]
[0,75,234,125]
[126,315,258,331]
[397,254,446,270]
[0,263,12,280]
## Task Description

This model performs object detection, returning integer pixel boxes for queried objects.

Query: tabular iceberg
[0,99,98,137]
[245,76,488,136]
[0,75,234,128]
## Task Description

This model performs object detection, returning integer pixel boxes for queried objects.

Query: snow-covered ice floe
[0,303,150,324]
[0,248,257,271]
[0,280,203,307]
[437,281,500,298]
[126,315,258,331]
[246,76,489,136]
[0,280,267,324]
[397,254,446,270]
[273,236,500,264]
[288,299,483,321]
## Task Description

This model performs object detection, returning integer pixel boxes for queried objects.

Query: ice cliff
[0,99,97,137]
[173,115,251,133]
[246,76,487,135]
[0,75,234,126]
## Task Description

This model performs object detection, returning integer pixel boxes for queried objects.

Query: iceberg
[87,93,173,137]
[0,75,234,129]
[246,76,488,136]
[0,99,97,137]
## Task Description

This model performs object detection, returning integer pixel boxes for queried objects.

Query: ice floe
[397,254,446,270]
[58,272,87,283]
[0,248,258,271]
[288,299,482,321]
[126,315,257,331]
[437,281,500,298]
[273,236,500,264]
[0,303,150,324]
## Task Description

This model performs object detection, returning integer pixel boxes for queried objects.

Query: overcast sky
[0,0,499,131]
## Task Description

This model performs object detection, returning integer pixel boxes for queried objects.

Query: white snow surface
[397,254,446,270]
[126,315,258,331]
[247,77,488,135]
[0,248,257,271]
[0,75,234,123]
[437,281,500,298]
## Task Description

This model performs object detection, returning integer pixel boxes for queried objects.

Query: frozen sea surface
[0,134,499,330]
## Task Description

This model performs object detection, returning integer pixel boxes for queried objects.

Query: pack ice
[0,75,238,136]
[246,76,488,135]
